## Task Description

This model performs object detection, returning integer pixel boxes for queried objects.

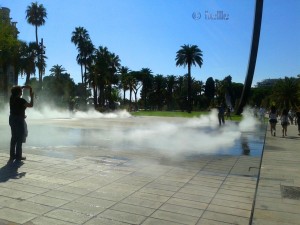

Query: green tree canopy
[175,44,203,113]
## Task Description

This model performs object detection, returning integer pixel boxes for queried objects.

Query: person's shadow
[0,160,26,182]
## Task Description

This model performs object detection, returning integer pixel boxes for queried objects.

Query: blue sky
[1,0,300,86]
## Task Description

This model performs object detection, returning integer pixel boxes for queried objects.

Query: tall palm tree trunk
[236,0,263,115]
[187,64,192,113]
[26,72,31,85]
[80,60,83,84]
[129,87,133,111]
[35,25,38,47]
[93,85,98,107]
[123,89,126,104]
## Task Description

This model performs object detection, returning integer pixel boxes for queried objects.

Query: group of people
[268,105,300,137]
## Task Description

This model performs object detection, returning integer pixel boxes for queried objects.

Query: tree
[49,64,66,77]
[175,44,203,113]
[214,75,233,108]
[26,2,47,85]
[80,39,95,85]
[236,0,263,114]
[129,71,142,110]
[71,27,91,85]
[25,2,47,45]
[19,41,37,84]
[42,69,75,108]
[86,64,98,107]
[107,52,121,109]
[192,80,204,109]
[152,74,167,110]
[0,20,20,100]
[271,77,300,109]
[94,46,109,107]
[166,75,176,110]
[140,68,153,110]
[174,75,187,111]
[204,77,215,104]
[126,72,138,110]
[119,66,130,104]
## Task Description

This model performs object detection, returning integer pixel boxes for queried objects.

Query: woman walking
[280,109,289,137]
[269,105,278,136]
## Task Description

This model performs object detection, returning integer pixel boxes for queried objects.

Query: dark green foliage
[204,77,215,101]
[270,77,300,109]
[40,73,76,108]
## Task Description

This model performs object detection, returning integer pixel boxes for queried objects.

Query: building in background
[0,7,19,102]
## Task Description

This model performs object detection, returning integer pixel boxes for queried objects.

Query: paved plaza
[0,116,299,225]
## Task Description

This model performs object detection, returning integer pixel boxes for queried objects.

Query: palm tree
[81,40,95,85]
[140,68,153,110]
[49,64,66,77]
[107,52,121,109]
[86,63,99,107]
[271,77,300,109]
[19,41,37,84]
[236,0,263,114]
[153,74,167,110]
[175,44,203,113]
[119,66,130,104]
[204,77,215,104]
[127,72,139,111]
[94,46,109,107]
[166,75,176,110]
[26,2,47,85]
[71,27,90,84]
[25,2,47,46]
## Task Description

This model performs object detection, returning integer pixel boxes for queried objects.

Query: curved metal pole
[236,0,264,115]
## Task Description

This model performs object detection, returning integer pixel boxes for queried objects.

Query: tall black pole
[236,0,264,115]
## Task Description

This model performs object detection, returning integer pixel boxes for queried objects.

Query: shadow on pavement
[0,160,26,182]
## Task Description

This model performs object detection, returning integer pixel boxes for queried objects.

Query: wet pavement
[0,115,297,224]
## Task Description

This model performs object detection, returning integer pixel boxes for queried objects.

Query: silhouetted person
[218,104,225,126]
[296,110,300,136]
[226,107,232,120]
[9,85,34,161]
[288,109,295,125]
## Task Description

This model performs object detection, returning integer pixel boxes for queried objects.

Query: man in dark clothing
[296,111,300,136]
[218,104,225,126]
[9,85,34,161]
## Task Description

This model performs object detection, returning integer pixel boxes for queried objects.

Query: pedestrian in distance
[288,109,295,125]
[218,103,225,126]
[226,106,232,120]
[296,110,300,136]
[9,85,34,162]
[280,109,289,137]
[258,107,266,124]
[269,105,278,136]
